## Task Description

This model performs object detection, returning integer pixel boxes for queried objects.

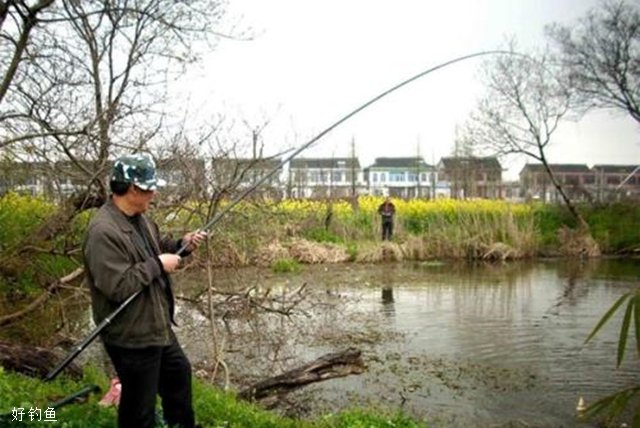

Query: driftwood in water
[239,347,366,402]
[0,340,82,379]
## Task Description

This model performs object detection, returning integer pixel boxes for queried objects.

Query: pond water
[174,258,639,427]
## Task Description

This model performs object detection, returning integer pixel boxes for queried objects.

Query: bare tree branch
[547,0,640,122]
[0,0,54,104]
[463,44,588,227]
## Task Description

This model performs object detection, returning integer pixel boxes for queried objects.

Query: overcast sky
[175,0,640,180]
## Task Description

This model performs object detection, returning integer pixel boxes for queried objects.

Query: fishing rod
[46,49,513,381]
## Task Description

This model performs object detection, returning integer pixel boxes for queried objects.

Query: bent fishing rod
[46,49,513,381]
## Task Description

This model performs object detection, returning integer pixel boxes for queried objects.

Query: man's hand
[158,254,181,273]
[182,230,208,252]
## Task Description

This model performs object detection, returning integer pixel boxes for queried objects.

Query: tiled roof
[520,163,590,173]
[591,164,640,174]
[290,158,360,169]
[367,157,432,169]
[440,156,501,170]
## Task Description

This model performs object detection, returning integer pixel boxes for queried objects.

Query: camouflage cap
[111,153,166,191]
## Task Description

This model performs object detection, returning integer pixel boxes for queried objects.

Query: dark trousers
[382,220,393,240]
[105,341,194,428]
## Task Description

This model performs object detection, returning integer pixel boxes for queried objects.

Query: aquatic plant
[271,258,302,273]
[582,291,640,425]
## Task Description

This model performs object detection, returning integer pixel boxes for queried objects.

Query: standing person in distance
[83,153,206,428]
[377,196,396,241]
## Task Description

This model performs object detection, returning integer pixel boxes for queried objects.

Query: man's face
[131,185,156,214]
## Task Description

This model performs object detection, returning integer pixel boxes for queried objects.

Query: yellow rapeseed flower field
[275,196,532,223]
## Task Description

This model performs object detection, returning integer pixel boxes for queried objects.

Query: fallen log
[0,340,82,379]
[238,347,366,402]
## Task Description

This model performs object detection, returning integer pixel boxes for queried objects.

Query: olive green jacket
[83,199,180,348]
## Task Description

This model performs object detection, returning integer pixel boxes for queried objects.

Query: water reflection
[372,259,636,427]
[381,287,394,305]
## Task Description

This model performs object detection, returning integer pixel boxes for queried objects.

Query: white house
[363,157,436,198]
[288,158,363,198]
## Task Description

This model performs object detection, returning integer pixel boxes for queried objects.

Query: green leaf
[585,293,631,344]
[584,392,620,418]
[584,387,640,420]
[617,297,635,367]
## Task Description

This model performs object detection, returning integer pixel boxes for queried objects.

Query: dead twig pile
[286,239,349,264]
[253,240,290,267]
[356,242,404,263]
[208,238,248,267]
[481,242,522,261]
[558,226,601,257]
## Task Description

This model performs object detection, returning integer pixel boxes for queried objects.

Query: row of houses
[519,163,640,202]
[1,156,639,202]
[204,156,505,200]
[279,157,639,202]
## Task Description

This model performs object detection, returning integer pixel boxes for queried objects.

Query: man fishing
[83,153,206,428]
[377,196,396,241]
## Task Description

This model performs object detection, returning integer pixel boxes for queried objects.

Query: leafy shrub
[583,202,640,253]
[271,258,302,273]
[303,227,343,244]
[0,192,55,250]
[531,203,573,248]
[347,243,358,261]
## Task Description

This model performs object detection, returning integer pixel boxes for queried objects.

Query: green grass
[302,227,344,244]
[271,258,302,273]
[322,409,426,428]
[583,202,640,253]
[0,367,427,428]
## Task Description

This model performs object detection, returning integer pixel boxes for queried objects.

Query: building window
[309,171,320,183]
[607,176,621,185]
[380,173,386,182]
[565,176,579,186]
[332,171,342,182]
[372,172,378,183]
[390,172,404,182]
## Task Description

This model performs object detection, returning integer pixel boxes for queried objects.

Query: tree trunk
[0,340,82,379]
[238,348,366,402]
[541,159,589,230]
